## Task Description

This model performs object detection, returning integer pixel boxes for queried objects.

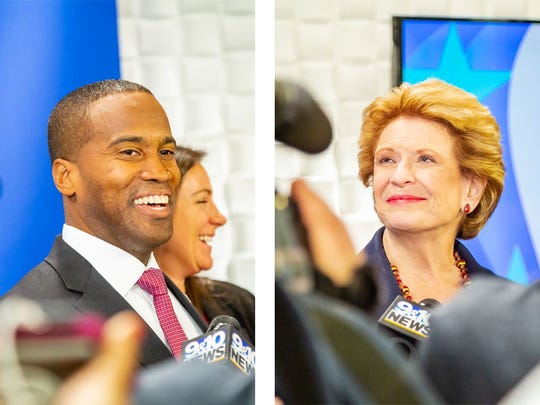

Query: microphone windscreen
[182,315,255,375]
[208,315,241,332]
[275,80,332,154]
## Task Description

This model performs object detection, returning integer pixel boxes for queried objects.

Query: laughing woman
[154,146,255,344]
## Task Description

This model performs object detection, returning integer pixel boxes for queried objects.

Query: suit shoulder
[4,260,67,300]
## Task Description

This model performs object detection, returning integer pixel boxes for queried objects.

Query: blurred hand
[52,311,145,405]
[290,179,364,286]
[275,396,285,405]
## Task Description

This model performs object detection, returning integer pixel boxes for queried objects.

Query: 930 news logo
[378,296,431,339]
[183,329,255,375]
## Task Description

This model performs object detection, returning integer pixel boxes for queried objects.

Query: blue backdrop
[399,18,540,284]
[0,0,120,296]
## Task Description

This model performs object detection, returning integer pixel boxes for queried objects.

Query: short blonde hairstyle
[358,79,505,239]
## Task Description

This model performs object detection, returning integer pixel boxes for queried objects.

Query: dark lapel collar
[47,237,174,367]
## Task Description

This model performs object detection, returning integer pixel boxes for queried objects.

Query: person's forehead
[88,91,156,112]
[85,92,171,137]
[379,116,453,143]
[180,164,212,193]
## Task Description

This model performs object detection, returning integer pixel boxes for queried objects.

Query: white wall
[275,0,540,252]
[117,0,255,293]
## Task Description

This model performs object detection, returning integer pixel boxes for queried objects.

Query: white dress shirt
[62,224,203,350]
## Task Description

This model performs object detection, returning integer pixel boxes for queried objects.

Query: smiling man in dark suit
[5,79,207,367]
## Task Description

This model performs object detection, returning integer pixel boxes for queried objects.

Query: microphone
[377,296,440,356]
[378,296,439,341]
[275,80,332,154]
[181,315,255,375]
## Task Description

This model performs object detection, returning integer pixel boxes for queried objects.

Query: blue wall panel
[0,0,120,295]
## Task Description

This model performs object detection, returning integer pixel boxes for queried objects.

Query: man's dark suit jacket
[4,236,208,367]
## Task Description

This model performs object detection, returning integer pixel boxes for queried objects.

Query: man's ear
[52,159,78,197]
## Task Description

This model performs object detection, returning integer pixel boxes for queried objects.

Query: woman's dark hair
[175,146,207,181]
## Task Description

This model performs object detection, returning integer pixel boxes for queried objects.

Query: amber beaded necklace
[390,251,471,301]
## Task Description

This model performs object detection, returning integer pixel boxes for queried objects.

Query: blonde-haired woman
[330,78,505,353]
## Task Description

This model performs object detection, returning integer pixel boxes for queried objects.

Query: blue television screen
[393,16,540,284]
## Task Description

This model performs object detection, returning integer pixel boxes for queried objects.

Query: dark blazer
[191,277,255,345]
[4,236,208,368]
[361,227,498,355]
[315,226,498,356]
[363,227,497,319]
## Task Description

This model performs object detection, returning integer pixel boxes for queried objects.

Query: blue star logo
[403,23,511,100]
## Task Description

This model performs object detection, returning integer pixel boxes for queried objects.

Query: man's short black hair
[48,79,152,163]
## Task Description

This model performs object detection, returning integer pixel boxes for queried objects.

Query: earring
[463,203,471,214]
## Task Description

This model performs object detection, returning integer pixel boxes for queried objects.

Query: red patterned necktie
[137,268,187,359]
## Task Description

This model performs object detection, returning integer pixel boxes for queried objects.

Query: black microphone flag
[181,315,255,375]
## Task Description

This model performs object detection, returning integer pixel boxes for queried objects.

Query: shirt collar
[62,224,155,296]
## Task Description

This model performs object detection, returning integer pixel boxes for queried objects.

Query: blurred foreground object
[0,297,104,405]
[275,80,332,154]
[53,311,144,405]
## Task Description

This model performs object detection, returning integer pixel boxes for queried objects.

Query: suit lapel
[75,268,173,366]
[49,237,174,367]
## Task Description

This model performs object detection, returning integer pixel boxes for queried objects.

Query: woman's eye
[419,155,435,163]
[196,200,208,204]
[377,156,395,164]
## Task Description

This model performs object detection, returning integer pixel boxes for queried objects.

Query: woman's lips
[386,195,426,203]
